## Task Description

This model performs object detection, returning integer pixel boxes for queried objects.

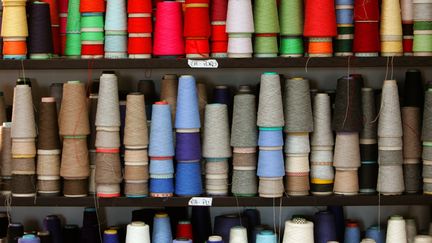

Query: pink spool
[153,1,184,56]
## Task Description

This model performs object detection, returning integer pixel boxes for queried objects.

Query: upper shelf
[3,194,432,207]
[0,57,429,70]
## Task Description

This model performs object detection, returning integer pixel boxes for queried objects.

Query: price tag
[188,59,219,68]
[188,197,213,206]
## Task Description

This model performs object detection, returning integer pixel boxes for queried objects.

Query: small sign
[188,197,213,206]
[188,59,219,68]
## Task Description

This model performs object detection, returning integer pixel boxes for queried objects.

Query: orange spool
[3,40,27,55]
[128,17,152,33]
[80,0,105,13]
[308,38,333,57]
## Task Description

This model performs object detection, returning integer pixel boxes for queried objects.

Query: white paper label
[188,197,213,206]
[188,59,219,68]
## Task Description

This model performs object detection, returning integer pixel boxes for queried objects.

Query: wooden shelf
[0,57,429,70]
[3,194,432,207]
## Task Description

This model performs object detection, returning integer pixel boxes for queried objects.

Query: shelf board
[0,57,429,70]
[2,195,431,207]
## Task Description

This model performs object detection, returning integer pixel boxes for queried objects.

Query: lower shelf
[1,194,431,207]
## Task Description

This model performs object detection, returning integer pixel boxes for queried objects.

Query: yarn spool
[231,94,257,147]
[124,93,148,148]
[184,0,210,58]
[405,219,417,243]
[8,223,24,243]
[28,2,53,59]
[253,0,279,57]
[334,0,354,56]
[257,73,284,127]
[282,218,314,243]
[229,226,248,243]
[153,1,184,57]
[365,226,385,243]
[11,85,36,154]
[226,0,254,58]
[65,0,81,58]
[353,0,380,56]
[380,0,403,56]
[401,0,414,55]
[279,0,303,57]
[404,69,424,108]
[332,76,363,133]
[333,169,359,195]
[95,151,122,197]
[311,93,334,195]
[284,77,313,133]
[11,174,36,197]
[43,215,62,243]
[37,97,61,196]
[149,102,174,197]
[258,177,284,198]
[413,0,432,56]
[378,80,404,195]
[59,81,90,136]
[126,222,151,243]
[104,0,127,59]
[175,162,203,196]
[386,216,407,243]
[1,123,13,191]
[160,74,178,124]
[79,0,105,59]
[210,0,228,57]
[96,73,121,129]
[402,107,422,193]
[127,0,152,58]
[333,133,361,168]
[175,75,201,130]
[345,221,361,243]
[304,0,337,56]
[203,104,231,159]
[153,213,172,243]
[360,88,378,193]
[1,0,28,59]
[176,221,193,241]
[314,211,337,243]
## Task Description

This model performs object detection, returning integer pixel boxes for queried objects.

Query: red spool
[41,0,60,25]
[304,0,337,37]
[403,38,413,53]
[60,34,66,55]
[60,16,67,34]
[128,0,152,13]
[128,17,152,33]
[81,44,104,55]
[185,38,209,56]
[211,24,227,41]
[176,222,193,242]
[128,37,152,54]
[353,21,380,53]
[211,41,227,53]
[211,0,227,22]
[354,0,379,21]
[59,0,69,13]
[80,0,105,13]
[184,0,210,38]
[52,26,60,55]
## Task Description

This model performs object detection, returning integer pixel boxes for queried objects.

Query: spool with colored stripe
[226,0,254,58]
[304,0,337,56]
[279,0,303,57]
